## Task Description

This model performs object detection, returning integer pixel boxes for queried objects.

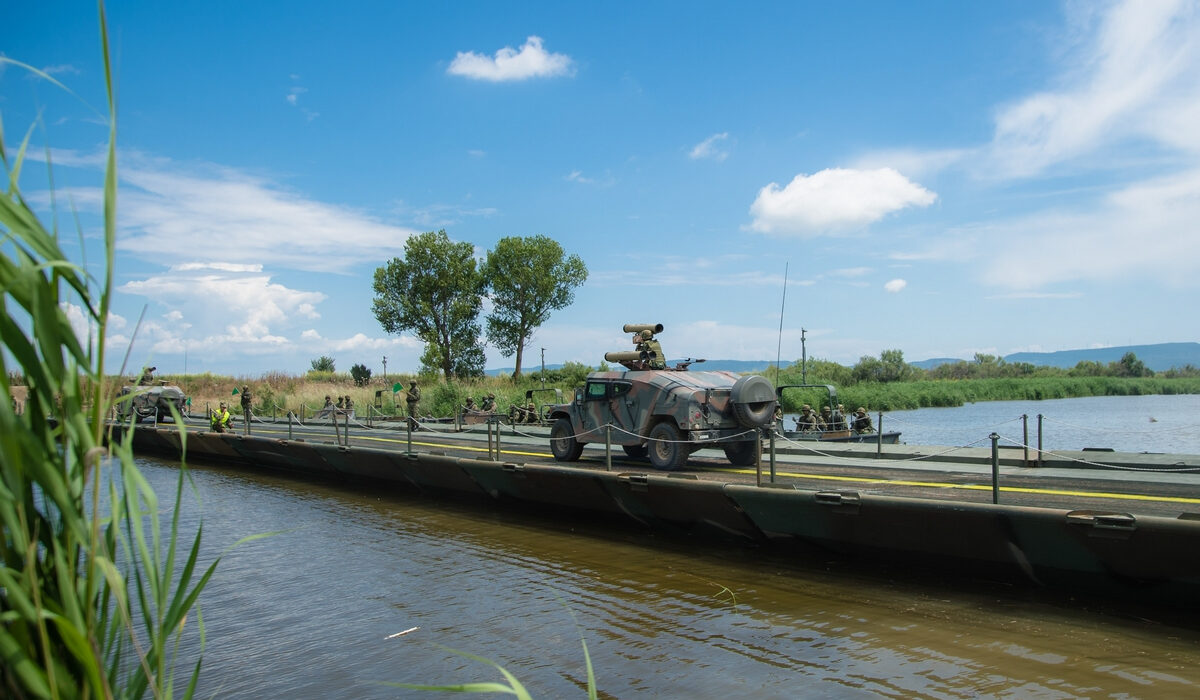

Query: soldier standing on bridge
[406,380,421,429]
[240,385,253,434]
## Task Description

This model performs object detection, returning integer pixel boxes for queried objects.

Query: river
[136,392,1200,699]
[793,394,1200,454]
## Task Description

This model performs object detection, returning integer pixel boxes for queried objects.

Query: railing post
[1022,414,1029,466]
[605,425,612,471]
[990,432,1000,504]
[406,414,413,455]
[494,419,501,461]
[764,428,775,487]
[1037,413,1044,467]
[288,410,294,440]
[876,411,883,458]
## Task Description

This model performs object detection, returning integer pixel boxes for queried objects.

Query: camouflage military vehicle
[547,323,777,470]
[117,383,187,423]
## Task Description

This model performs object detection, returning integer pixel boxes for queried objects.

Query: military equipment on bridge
[548,325,777,471]
[623,323,664,335]
[117,382,187,423]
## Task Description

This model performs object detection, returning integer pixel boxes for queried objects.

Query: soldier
[463,396,477,413]
[481,393,496,412]
[795,404,819,431]
[820,405,833,431]
[634,329,667,370]
[525,398,538,423]
[336,396,345,409]
[832,404,848,431]
[240,385,253,434]
[210,402,231,433]
[138,366,156,386]
[853,407,875,434]
[405,381,421,427]
[344,395,353,412]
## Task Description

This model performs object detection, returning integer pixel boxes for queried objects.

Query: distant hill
[1002,342,1200,371]
[487,358,774,376]
[910,357,963,371]
[490,342,1200,376]
[910,342,1200,372]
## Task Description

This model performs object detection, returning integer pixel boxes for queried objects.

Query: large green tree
[372,230,486,380]
[483,235,588,377]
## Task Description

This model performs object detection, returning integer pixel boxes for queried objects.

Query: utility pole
[382,356,387,383]
[540,347,546,388]
[801,328,807,384]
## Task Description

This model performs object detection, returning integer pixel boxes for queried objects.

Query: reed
[0,13,219,698]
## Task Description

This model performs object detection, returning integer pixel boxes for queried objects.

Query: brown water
[140,457,1200,699]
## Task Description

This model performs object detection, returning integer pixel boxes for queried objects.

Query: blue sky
[4,1,1199,378]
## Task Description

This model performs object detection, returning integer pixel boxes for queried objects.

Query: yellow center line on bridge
[248,427,1200,506]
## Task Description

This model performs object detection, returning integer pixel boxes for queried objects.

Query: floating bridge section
[126,424,1200,611]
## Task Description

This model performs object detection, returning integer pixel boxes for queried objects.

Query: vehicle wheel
[731,375,777,428]
[648,422,687,471]
[622,444,648,459]
[723,439,761,466]
[550,417,584,462]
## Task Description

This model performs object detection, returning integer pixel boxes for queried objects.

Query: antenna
[775,262,788,385]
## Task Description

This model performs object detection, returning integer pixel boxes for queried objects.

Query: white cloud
[447,36,574,82]
[884,279,907,293]
[689,133,730,162]
[117,262,327,357]
[987,0,1200,177]
[747,168,937,236]
[53,157,418,273]
[981,167,1200,288]
[831,267,872,278]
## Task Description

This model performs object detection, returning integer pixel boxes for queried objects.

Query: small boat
[782,427,903,444]
[775,383,902,444]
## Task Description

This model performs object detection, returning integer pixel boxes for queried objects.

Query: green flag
[232,387,239,395]
[393,382,402,393]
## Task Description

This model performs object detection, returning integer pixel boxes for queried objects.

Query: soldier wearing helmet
[211,401,231,433]
[633,329,667,370]
[853,407,875,434]
[795,404,819,431]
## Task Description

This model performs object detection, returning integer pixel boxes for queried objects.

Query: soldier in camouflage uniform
[634,330,667,370]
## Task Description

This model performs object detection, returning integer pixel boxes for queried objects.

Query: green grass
[0,11,222,697]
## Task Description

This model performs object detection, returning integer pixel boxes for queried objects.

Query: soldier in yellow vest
[210,402,232,433]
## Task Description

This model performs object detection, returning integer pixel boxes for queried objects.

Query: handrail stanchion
[1037,414,1044,467]
[288,410,293,441]
[1022,414,1029,466]
[487,420,494,459]
[876,412,883,458]
[605,425,612,472]
[494,418,501,461]
[331,409,339,446]
[763,427,774,487]
[990,432,1000,504]
[406,413,414,455]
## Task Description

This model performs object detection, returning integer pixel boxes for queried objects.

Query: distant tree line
[792,349,1197,387]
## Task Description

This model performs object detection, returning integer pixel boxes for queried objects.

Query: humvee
[546,323,777,470]
[117,383,187,423]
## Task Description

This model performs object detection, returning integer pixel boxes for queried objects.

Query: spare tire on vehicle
[730,374,777,428]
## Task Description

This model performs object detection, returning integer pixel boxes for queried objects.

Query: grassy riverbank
[117,369,1200,420]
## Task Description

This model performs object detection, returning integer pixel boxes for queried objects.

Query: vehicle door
[577,379,613,441]
[608,381,640,441]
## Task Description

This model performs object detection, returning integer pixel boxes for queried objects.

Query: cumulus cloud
[884,279,907,293]
[447,36,574,82]
[747,168,937,236]
[689,133,730,161]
